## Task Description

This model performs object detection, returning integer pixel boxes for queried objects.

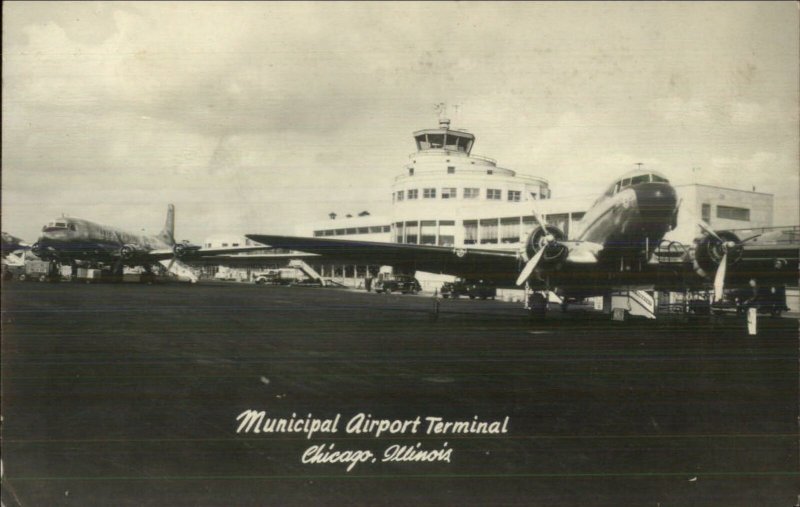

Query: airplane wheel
[529,293,547,319]
[18,274,26,281]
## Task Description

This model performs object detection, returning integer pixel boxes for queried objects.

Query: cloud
[2,2,798,242]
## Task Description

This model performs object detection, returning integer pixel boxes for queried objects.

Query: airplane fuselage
[35,217,170,264]
[538,172,678,297]
[574,180,677,263]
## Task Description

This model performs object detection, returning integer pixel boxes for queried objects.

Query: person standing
[744,278,759,335]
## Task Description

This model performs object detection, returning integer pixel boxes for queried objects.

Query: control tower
[391,119,551,247]
[412,118,475,154]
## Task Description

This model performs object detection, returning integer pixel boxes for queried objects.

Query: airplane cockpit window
[43,221,70,231]
[68,224,76,231]
[630,174,650,185]
[620,178,632,189]
[651,174,669,183]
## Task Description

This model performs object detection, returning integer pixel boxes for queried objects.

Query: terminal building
[304,119,775,247]
[207,119,780,291]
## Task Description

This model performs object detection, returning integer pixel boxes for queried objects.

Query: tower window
[463,188,480,199]
[507,190,521,202]
[423,188,436,199]
[441,187,457,199]
[408,189,418,199]
[447,166,455,174]
[487,189,501,200]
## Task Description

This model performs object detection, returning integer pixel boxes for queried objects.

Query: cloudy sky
[3,1,798,242]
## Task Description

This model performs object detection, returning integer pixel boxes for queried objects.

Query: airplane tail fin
[158,204,176,246]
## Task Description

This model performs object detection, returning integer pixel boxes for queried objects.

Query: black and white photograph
[2,2,798,505]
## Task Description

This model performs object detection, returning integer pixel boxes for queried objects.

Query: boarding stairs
[287,259,344,287]
[158,259,199,283]
[610,290,656,319]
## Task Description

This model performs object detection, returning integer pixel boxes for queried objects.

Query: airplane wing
[144,245,271,263]
[655,235,799,290]
[246,234,523,285]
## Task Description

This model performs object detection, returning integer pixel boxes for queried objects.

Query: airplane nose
[635,182,677,219]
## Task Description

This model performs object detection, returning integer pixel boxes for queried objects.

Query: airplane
[31,204,265,282]
[246,169,798,315]
[2,232,29,257]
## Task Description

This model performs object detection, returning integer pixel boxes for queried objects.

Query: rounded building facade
[390,119,550,247]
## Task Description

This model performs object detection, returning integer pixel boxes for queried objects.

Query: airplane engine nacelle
[693,230,743,275]
[525,225,568,266]
[120,244,146,260]
[31,242,45,258]
[173,242,201,258]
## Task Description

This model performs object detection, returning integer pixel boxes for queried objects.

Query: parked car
[440,279,496,300]
[373,274,421,294]
[713,285,789,317]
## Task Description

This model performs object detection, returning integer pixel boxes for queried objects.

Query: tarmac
[1,281,798,506]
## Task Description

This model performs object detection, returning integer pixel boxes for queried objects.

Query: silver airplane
[33,205,264,279]
[246,169,795,312]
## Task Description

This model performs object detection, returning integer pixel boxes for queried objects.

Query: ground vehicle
[373,274,421,294]
[12,259,51,281]
[440,279,496,300]
[253,268,304,285]
[721,285,790,317]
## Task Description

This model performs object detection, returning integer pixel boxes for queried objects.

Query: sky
[3,1,798,243]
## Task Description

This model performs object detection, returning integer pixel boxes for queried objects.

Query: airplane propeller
[697,221,761,302]
[516,247,546,286]
[516,210,557,286]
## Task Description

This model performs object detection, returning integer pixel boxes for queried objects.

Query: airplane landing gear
[525,279,550,320]
[528,293,548,319]
[46,260,61,282]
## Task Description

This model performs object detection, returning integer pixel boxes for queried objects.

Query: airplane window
[631,175,649,185]
[620,178,631,188]
[651,174,669,183]
[68,224,76,231]
[56,222,66,228]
